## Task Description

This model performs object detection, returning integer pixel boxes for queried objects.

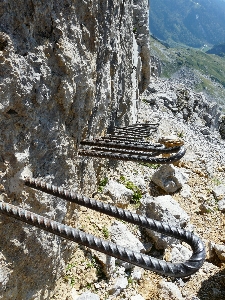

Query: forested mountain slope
[150,0,225,47]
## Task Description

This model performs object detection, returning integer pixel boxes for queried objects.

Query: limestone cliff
[0,1,150,299]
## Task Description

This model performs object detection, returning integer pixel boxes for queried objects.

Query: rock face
[0,1,150,299]
[219,115,225,139]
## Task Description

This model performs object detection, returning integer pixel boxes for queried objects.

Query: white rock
[77,292,100,300]
[110,221,144,252]
[71,288,79,300]
[129,175,147,191]
[138,194,190,249]
[131,266,143,281]
[218,199,225,212]
[103,180,134,208]
[0,265,11,287]
[110,221,145,269]
[170,244,192,263]
[180,184,192,198]
[158,280,185,300]
[212,184,225,200]
[109,276,128,296]
[213,243,225,261]
[92,251,116,278]
[151,164,188,193]
[130,295,145,300]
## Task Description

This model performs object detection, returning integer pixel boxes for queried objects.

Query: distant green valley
[150,36,225,107]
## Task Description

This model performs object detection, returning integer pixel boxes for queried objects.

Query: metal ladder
[0,124,205,277]
[79,123,186,164]
[0,178,205,278]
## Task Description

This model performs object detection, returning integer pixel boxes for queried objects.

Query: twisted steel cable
[78,146,186,164]
[83,147,163,157]
[80,146,182,158]
[113,123,159,133]
[113,130,157,137]
[96,137,164,147]
[81,139,181,153]
[101,136,147,142]
[114,123,159,128]
[113,132,156,138]
[0,177,205,277]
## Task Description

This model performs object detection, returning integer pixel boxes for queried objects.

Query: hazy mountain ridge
[206,44,225,57]
[150,35,225,108]
[150,0,225,48]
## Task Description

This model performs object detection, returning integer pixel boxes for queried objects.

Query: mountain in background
[150,0,225,48]
[206,44,225,57]
[150,35,225,108]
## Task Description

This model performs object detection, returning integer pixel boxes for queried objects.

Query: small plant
[66,262,76,271]
[139,162,160,169]
[177,131,184,138]
[86,261,94,268]
[128,276,134,285]
[86,283,92,289]
[98,177,108,192]
[133,27,137,33]
[120,175,126,182]
[64,275,76,287]
[212,177,222,186]
[70,277,76,287]
[120,176,142,205]
[64,263,77,287]
[102,226,110,239]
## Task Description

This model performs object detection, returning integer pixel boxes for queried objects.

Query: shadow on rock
[197,267,225,300]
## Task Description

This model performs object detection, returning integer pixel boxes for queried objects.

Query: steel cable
[0,177,205,278]
[81,139,182,153]
[95,137,164,147]
[78,146,186,164]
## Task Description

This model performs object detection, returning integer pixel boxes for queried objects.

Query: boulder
[212,243,225,262]
[218,199,225,212]
[158,136,184,147]
[158,280,185,300]
[138,194,190,249]
[109,276,128,297]
[131,295,145,300]
[110,221,145,269]
[76,292,100,300]
[212,184,225,200]
[151,164,188,193]
[219,115,225,139]
[103,180,134,208]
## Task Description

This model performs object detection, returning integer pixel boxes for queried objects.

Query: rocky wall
[0,0,150,299]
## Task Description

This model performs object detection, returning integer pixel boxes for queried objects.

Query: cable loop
[0,178,205,278]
